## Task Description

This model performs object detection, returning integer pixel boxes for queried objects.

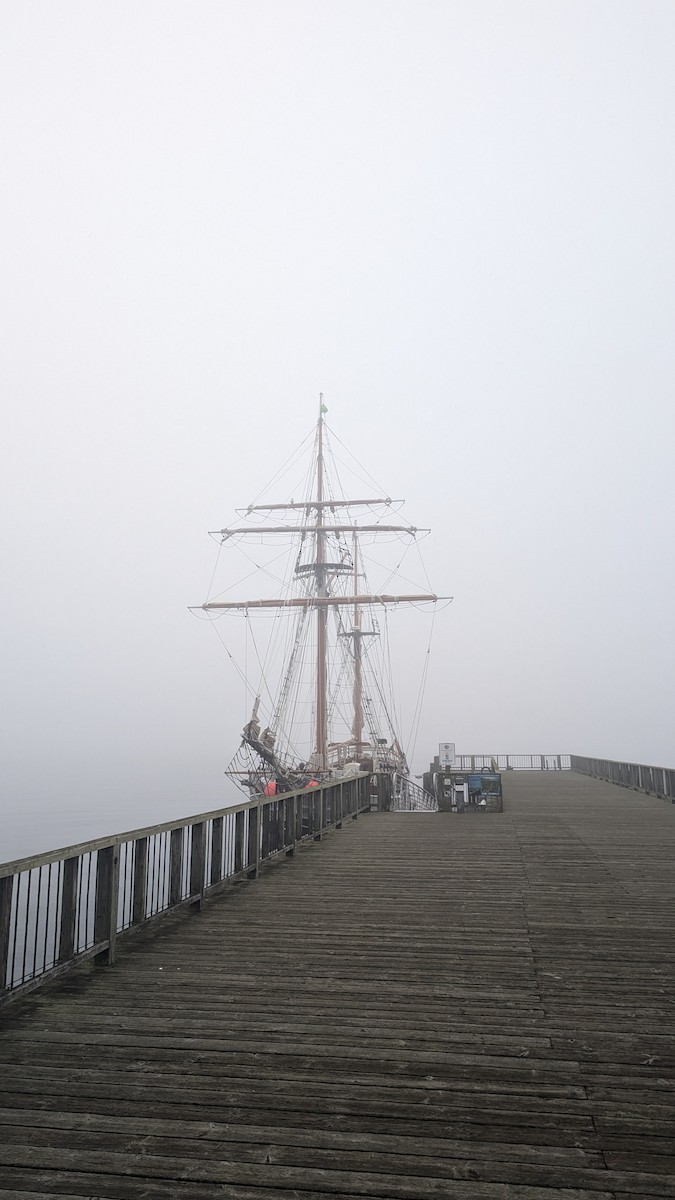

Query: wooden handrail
[0,774,372,1005]
[0,776,368,879]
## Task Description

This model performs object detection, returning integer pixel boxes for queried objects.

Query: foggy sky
[2,1,674,854]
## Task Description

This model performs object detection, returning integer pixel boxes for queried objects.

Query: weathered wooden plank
[605,1150,675,1174]
[0,1119,606,1171]
[0,1144,624,1197]
[0,1164,617,1200]
[0,1028,587,1072]
[0,1088,601,1142]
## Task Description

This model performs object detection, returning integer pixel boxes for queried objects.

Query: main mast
[315,399,328,771]
[351,531,364,756]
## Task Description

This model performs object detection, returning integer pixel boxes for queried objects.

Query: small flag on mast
[319,392,328,415]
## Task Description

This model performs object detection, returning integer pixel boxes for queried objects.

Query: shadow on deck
[1,771,675,1197]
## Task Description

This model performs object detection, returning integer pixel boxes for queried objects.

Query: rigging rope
[327,425,392,498]
[406,603,437,769]
[245,426,315,509]
[206,615,257,705]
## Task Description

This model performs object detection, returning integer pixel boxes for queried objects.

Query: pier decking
[1,771,675,1198]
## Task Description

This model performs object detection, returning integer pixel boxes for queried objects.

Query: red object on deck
[306,779,319,788]
[263,780,278,797]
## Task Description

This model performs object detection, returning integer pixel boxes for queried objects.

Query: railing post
[313,789,322,841]
[261,803,271,860]
[210,817,224,887]
[285,795,296,855]
[190,821,206,906]
[0,876,13,993]
[234,810,245,873]
[94,846,120,966]
[169,828,183,906]
[59,856,79,964]
[277,798,286,852]
[336,782,343,829]
[377,773,393,811]
[247,804,260,879]
[132,838,148,926]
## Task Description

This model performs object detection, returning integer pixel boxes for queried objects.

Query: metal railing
[452,754,571,771]
[391,773,437,811]
[571,755,675,801]
[0,774,370,1006]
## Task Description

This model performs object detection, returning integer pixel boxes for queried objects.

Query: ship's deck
[1,771,675,1198]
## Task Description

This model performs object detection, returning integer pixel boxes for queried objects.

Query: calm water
[1,760,242,864]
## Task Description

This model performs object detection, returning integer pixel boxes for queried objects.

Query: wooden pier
[1,770,675,1197]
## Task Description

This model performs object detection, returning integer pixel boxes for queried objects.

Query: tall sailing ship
[194,401,448,797]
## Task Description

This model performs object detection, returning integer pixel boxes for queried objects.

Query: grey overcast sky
[2,1,674,854]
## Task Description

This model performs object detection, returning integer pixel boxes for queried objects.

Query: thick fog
[2,1,674,856]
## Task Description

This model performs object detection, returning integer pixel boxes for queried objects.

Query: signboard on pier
[439,742,456,767]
